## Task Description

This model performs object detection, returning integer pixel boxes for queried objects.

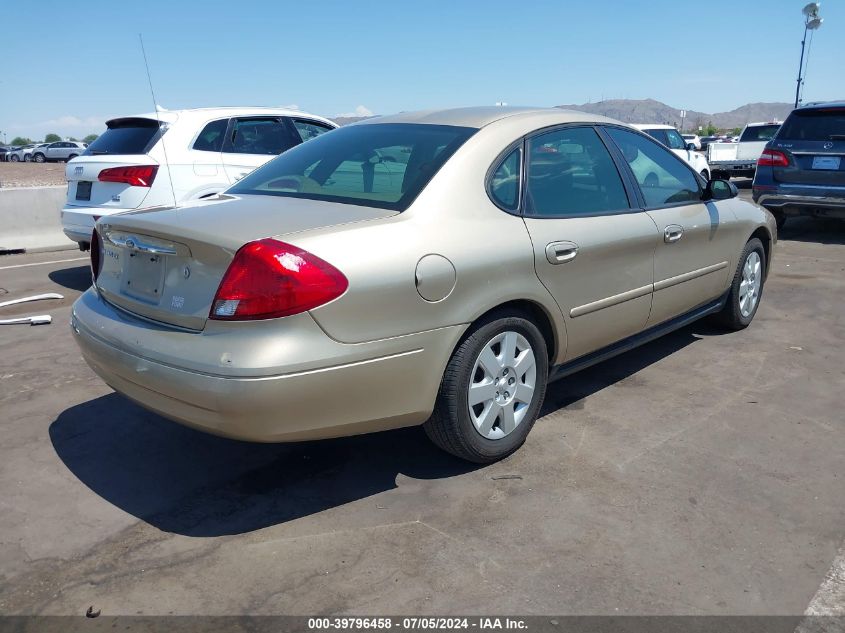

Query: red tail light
[757,149,789,167]
[210,239,348,321]
[90,229,103,281]
[98,165,158,187]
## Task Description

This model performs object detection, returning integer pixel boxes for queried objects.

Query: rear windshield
[740,124,780,142]
[228,123,476,211]
[84,118,162,156]
[776,108,845,141]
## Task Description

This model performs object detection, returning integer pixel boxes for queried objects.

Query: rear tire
[424,313,549,463]
[715,238,766,330]
[23,154,31,162]
[10,154,19,162]
[68,154,78,161]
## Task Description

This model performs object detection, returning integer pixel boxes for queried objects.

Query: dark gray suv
[752,102,845,229]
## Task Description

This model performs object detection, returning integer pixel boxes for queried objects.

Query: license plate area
[812,156,841,170]
[122,251,165,303]
[76,181,92,201]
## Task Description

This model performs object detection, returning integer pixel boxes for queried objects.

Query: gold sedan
[71,107,776,462]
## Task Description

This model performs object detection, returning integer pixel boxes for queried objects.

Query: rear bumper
[70,288,464,442]
[61,206,98,243]
[754,188,845,218]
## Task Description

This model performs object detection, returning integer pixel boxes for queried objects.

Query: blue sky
[2,0,843,141]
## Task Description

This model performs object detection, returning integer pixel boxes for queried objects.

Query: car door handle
[545,241,578,264]
[664,225,684,244]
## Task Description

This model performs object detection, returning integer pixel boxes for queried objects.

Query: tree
[702,122,719,136]
[10,137,32,146]
[68,136,79,142]
[83,134,99,143]
[731,127,742,136]
[44,133,61,143]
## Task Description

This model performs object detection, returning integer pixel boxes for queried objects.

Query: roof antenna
[139,33,177,208]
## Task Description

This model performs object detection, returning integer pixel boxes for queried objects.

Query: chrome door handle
[664,225,684,244]
[545,241,579,265]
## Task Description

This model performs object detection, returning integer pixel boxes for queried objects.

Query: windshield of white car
[229,123,477,211]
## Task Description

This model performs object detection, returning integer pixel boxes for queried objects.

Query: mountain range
[554,99,793,131]
[333,99,794,131]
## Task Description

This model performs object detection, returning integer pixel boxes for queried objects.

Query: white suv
[633,124,711,180]
[61,107,337,249]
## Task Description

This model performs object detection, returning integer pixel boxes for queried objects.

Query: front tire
[715,238,765,330]
[10,154,19,162]
[32,153,45,163]
[67,154,78,161]
[424,313,549,463]
[23,154,31,162]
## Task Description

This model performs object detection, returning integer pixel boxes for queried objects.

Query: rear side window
[293,119,334,142]
[606,127,700,207]
[740,124,780,142]
[84,118,161,156]
[643,129,668,146]
[193,119,228,152]
[224,117,300,155]
[229,123,476,212]
[525,127,630,217]
[777,108,845,141]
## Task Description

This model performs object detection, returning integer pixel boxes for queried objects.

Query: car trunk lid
[94,194,396,330]
[65,154,160,210]
[771,140,845,187]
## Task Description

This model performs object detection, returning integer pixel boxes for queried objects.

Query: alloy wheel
[739,251,762,317]
[467,331,536,440]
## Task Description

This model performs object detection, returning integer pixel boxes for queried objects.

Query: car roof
[105,107,335,127]
[354,106,622,129]
[632,123,677,130]
[798,100,845,110]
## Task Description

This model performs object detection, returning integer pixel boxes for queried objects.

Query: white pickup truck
[706,121,781,179]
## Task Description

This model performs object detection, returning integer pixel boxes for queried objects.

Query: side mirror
[686,142,697,151]
[704,179,738,200]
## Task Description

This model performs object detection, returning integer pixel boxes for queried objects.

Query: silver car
[71,107,776,462]
[31,141,87,163]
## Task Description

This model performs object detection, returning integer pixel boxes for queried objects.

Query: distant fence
[0,186,72,253]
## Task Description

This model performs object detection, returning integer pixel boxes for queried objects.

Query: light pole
[795,2,823,108]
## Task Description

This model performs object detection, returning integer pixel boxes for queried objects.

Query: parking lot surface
[1,187,843,616]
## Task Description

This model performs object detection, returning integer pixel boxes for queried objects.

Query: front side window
[293,119,334,142]
[606,127,701,207]
[524,126,630,217]
[488,146,521,211]
[224,117,299,155]
[193,119,228,152]
[228,123,476,211]
[665,129,687,150]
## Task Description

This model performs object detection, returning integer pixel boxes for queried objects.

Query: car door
[519,125,660,362]
[45,142,61,160]
[604,126,731,328]
[221,116,301,184]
